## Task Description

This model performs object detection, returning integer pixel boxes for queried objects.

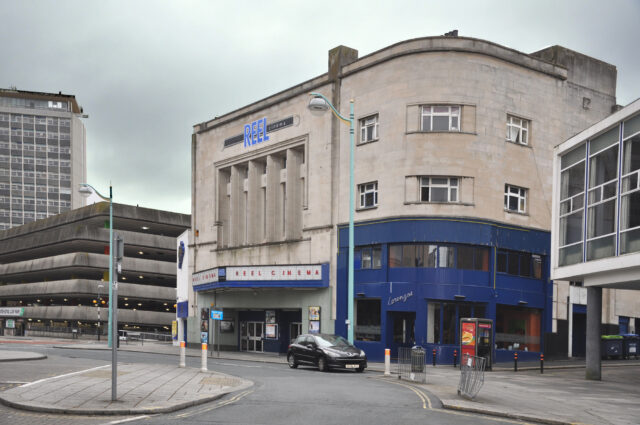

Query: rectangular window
[359,115,378,144]
[496,305,541,352]
[442,303,456,344]
[420,177,458,202]
[421,105,460,132]
[456,245,475,270]
[620,130,640,255]
[559,144,586,266]
[506,115,530,145]
[356,245,382,269]
[438,246,455,268]
[504,184,527,213]
[355,299,381,341]
[358,181,378,208]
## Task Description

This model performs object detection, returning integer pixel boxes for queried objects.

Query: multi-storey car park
[188,34,621,362]
[0,202,190,338]
[0,88,87,230]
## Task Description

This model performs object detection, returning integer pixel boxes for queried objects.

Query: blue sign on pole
[211,310,223,320]
[176,301,188,318]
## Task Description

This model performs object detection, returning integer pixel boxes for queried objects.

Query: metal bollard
[453,349,457,368]
[432,348,436,366]
[540,353,544,374]
[179,341,186,368]
[514,352,518,372]
[201,343,208,372]
[384,348,391,376]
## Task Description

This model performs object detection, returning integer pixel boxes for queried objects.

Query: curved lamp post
[308,92,355,344]
[78,183,113,348]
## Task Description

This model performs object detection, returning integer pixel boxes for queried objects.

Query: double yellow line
[176,389,253,419]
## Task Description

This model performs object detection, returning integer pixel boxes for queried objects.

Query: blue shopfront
[335,217,552,363]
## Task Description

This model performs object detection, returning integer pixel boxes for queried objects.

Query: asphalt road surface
[0,343,533,425]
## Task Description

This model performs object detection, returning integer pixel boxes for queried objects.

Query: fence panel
[458,353,486,399]
[397,347,426,383]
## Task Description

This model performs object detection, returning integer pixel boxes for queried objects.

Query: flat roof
[0,87,83,114]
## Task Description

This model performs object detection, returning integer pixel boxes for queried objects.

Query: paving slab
[0,362,253,415]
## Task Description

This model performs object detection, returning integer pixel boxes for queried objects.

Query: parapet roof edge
[195,36,576,134]
[555,97,640,154]
[0,88,83,114]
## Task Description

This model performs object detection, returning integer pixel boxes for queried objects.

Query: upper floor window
[359,181,378,208]
[497,249,543,279]
[506,115,530,145]
[421,177,458,202]
[505,184,527,213]
[356,245,382,269]
[421,105,460,132]
[360,115,378,144]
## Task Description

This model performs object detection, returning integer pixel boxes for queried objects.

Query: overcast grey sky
[2,0,639,214]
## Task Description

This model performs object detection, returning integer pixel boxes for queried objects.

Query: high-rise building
[0,88,86,230]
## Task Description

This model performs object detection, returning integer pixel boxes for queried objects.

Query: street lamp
[97,283,104,341]
[78,183,113,348]
[308,92,355,344]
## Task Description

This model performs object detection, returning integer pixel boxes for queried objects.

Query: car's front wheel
[356,365,365,373]
[317,356,327,372]
[287,353,298,369]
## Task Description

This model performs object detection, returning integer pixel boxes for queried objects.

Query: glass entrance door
[242,321,264,352]
[290,322,302,342]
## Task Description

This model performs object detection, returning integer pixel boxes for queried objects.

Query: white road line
[102,415,151,424]
[21,364,110,387]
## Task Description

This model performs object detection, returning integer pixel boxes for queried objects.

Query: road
[0,343,534,425]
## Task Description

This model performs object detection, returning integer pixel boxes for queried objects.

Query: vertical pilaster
[586,286,602,380]
[247,160,262,244]
[285,148,303,240]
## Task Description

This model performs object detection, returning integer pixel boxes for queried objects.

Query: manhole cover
[200,377,241,387]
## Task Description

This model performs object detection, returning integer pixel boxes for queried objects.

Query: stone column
[585,286,602,380]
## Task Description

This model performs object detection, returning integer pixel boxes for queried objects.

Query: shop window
[355,299,381,341]
[457,246,475,270]
[497,249,544,279]
[428,301,486,345]
[438,246,455,268]
[389,243,489,271]
[496,305,541,352]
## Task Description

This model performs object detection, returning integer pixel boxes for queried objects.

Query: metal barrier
[458,353,486,400]
[397,346,426,383]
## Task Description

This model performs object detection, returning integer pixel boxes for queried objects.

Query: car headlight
[360,350,366,357]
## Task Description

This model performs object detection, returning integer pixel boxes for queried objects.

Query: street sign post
[210,310,223,356]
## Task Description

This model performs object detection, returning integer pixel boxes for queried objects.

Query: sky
[2,0,639,214]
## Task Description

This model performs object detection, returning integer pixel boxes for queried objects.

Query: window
[355,299,381,341]
[504,184,527,213]
[559,144,586,266]
[506,115,530,145]
[421,177,458,202]
[428,301,486,344]
[388,243,488,271]
[358,181,378,208]
[356,246,382,269]
[497,249,543,279]
[421,105,460,132]
[496,305,541,351]
[359,115,378,144]
[620,114,640,255]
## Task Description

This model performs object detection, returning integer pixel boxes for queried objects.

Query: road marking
[21,364,110,387]
[373,377,534,424]
[102,415,152,424]
[176,389,253,418]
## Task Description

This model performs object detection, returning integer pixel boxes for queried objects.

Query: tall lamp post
[78,183,113,348]
[308,92,355,344]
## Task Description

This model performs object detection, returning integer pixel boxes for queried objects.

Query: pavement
[1,337,639,424]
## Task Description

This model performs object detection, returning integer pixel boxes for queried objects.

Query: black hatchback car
[287,333,367,372]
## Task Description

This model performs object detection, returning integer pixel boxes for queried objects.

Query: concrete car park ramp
[0,362,253,415]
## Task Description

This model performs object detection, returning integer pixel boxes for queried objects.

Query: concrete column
[230,165,246,246]
[265,154,283,242]
[285,148,302,240]
[586,286,602,380]
[217,169,231,248]
[247,160,263,244]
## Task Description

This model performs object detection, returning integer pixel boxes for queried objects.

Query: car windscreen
[314,334,351,348]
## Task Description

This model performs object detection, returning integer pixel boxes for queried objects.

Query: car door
[306,335,321,365]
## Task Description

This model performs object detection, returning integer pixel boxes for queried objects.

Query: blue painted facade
[335,217,552,363]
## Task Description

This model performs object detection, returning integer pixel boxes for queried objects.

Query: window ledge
[406,131,477,136]
[505,140,532,148]
[504,209,529,216]
[358,138,379,146]
[404,201,474,206]
[356,205,378,212]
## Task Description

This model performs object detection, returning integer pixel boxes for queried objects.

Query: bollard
[201,343,208,372]
[514,352,518,372]
[179,341,186,368]
[540,353,544,374]
[432,348,436,366]
[384,348,391,376]
[453,349,457,368]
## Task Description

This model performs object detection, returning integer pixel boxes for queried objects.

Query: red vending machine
[460,318,493,370]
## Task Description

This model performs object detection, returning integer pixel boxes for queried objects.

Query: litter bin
[601,335,623,359]
[411,346,425,372]
[621,334,639,360]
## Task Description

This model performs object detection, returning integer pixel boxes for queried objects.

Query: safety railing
[458,353,486,400]
[397,346,426,383]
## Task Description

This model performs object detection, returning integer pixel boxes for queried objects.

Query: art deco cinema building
[190,34,617,361]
